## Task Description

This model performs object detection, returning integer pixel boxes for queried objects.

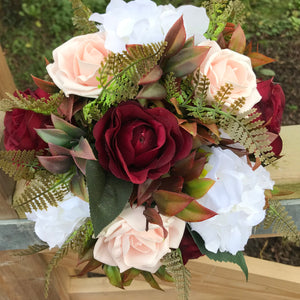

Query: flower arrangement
[1,0,298,299]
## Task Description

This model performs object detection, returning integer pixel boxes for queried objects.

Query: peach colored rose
[198,40,261,113]
[93,205,186,273]
[46,32,108,98]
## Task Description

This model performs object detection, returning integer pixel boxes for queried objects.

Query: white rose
[198,40,261,113]
[46,32,108,98]
[93,205,186,273]
[190,147,274,255]
[26,193,90,249]
[89,0,209,53]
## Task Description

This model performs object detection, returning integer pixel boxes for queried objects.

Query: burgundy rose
[179,229,203,265]
[255,79,285,156]
[4,88,52,151]
[93,101,193,184]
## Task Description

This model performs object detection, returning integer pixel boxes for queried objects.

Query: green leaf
[228,24,246,54]
[176,200,217,222]
[103,265,124,289]
[138,65,163,85]
[70,172,89,202]
[164,46,210,77]
[152,190,194,216]
[121,268,141,286]
[164,15,186,58]
[51,114,86,139]
[141,271,163,291]
[184,178,215,198]
[155,265,174,283]
[136,82,167,100]
[189,228,248,280]
[86,160,133,236]
[36,128,73,147]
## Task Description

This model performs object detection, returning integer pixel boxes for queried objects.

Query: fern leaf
[71,0,98,35]
[44,218,94,297]
[161,249,191,300]
[83,42,167,122]
[164,73,184,104]
[0,150,41,180]
[14,243,49,256]
[13,171,72,214]
[203,0,246,40]
[264,200,300,245]
[0,91,64,115]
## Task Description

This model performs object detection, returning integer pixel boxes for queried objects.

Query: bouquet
[1,0,297,299]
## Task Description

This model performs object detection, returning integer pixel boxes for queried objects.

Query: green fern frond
[213,83,234,108]
[164,73,184,104]
[83,42,167,122]
[71,0,98,35]
[264,200,300,245]
[14,243,49,256]
[203,0,246,40]
[69,218,94,254]
[0,150,41,180]
[0,91,64,115]
[193,71,209,100]
[188,104,275,164]
[44,218,94,298]
[13,171,72,214]
[161,249,191,300]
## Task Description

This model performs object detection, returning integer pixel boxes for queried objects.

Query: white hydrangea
[26,193,90,249]
[190,147,274,255]
[89,0,209,53]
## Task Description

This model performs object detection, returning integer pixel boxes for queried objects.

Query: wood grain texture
[38,253,300,300]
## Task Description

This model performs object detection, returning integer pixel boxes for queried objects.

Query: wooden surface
[0,45,17,220]
[1,249,299,300]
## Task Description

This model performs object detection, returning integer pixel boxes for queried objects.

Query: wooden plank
[0,250,69,300]
[267,125,300,187]
[39,253,300,300]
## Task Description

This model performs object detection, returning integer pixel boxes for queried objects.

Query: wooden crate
[0,45,299,300]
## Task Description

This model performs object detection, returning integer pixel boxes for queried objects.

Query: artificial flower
[198,40,261,113]
[4,88,52,151]
[89,0,209,53]
[93,101,193,184]
[25,193,90,249]
[179,228,203,265]
[46,32,108,98]
[93,205,186,273]
[255,78,286,156]
[190,147,274,255]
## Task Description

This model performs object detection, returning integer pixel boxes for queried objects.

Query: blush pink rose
[93,205,186,273]
[46,32,108,98]
[198,40,261,113]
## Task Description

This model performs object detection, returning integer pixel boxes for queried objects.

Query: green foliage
[264,200,300,245]
[0,150,41,181]
[71,0,98,35]
[203,0,246,40]
[86,160,133,236]
[186,82,275,165]
[241,0,300,38]
[44,218,94,297]
[0,91,64,115]
[13,170,72,214]
[189,228,249,280]
[161,249,191,300]
[83,42,167,122]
